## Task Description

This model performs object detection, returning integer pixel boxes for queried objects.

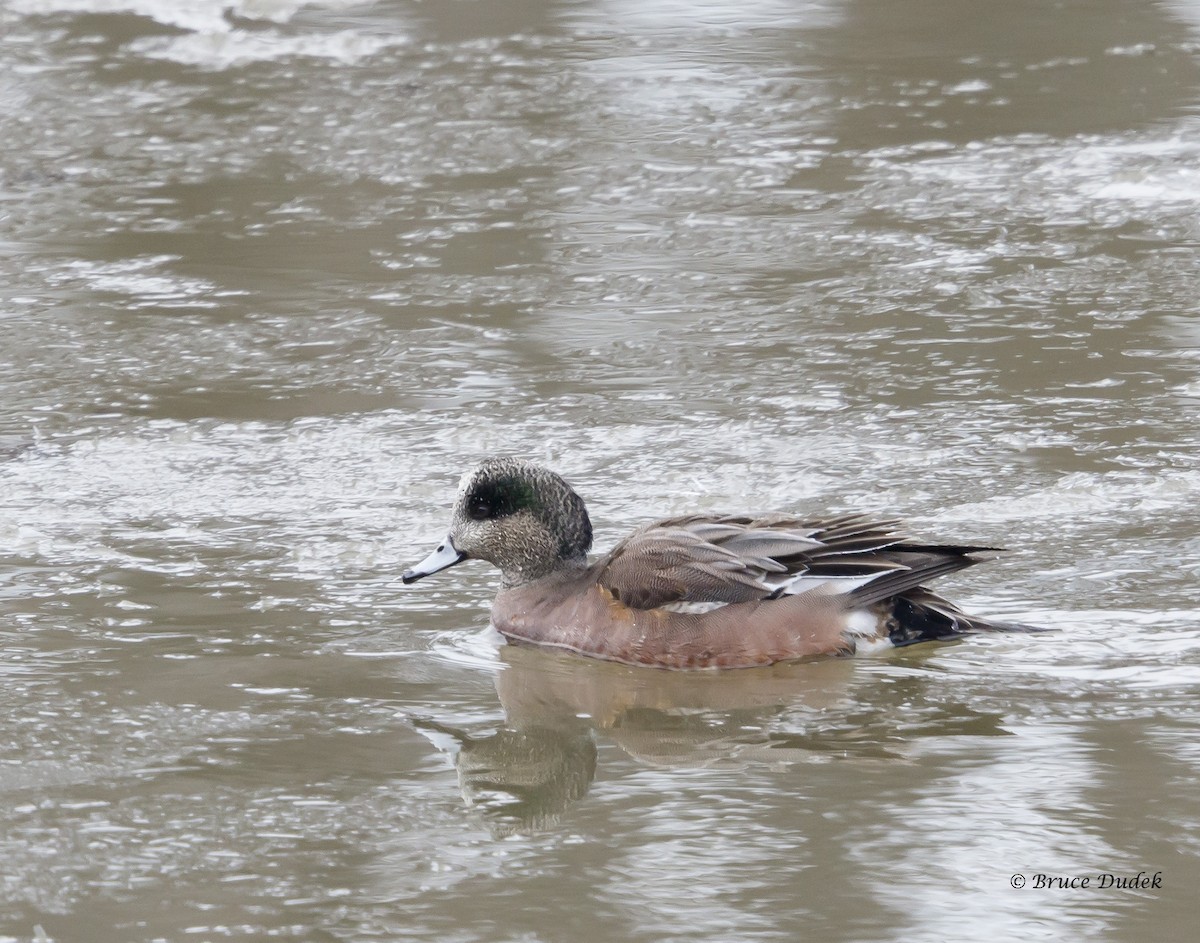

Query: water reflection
[418,643,1012,833]
[415,718,598,835]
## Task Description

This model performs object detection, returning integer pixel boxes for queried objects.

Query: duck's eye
[464,477,530,522]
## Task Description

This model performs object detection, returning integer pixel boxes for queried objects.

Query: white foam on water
[128,28,407,70]
[9,0,229,32]
[864,122,1200,270]
[9,0,368,30]
[10,0,408,69]
[941,470,1200,524]
[10,0,301,32]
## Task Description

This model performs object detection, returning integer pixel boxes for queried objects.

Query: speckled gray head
[402,458,593,588]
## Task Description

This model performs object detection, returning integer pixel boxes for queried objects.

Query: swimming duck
[403,458,1035,669]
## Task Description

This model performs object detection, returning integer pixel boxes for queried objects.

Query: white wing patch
[767,572,887,595]
[658,600,732,614]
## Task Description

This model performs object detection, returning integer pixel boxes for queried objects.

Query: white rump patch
[844,608,893,656]
[852,636,896,657]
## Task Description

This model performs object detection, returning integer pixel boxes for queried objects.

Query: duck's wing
[596,513,995,612]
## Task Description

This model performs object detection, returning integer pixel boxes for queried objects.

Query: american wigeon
[403,458,1037,670]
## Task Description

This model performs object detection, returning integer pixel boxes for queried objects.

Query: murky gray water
[2,0,1199,940]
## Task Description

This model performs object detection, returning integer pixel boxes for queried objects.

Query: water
[2,0,1199,940]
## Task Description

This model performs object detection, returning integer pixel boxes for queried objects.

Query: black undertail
[887,588,1047,648]
[887,594,970,647]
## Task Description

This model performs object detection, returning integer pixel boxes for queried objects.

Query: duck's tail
[828,541,1046,648]
[886,587,1047,647]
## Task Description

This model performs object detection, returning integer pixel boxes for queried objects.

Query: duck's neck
[499,553,589,589]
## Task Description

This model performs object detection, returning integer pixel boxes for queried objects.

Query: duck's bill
[402,534,467,584]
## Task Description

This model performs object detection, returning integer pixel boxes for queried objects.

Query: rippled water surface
[3,0,1200,940]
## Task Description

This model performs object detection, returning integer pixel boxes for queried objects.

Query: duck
[402,458,1038,670]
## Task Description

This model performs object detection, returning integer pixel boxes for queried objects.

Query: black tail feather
[845,551,981,610]
[888,590,1048,647]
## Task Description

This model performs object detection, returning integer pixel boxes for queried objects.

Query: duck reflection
[414,716,597,834]
[417,643,1009,834]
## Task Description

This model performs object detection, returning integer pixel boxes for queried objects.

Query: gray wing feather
[596,512,997,613]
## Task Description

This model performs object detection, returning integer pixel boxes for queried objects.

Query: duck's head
[402,458,594,588]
